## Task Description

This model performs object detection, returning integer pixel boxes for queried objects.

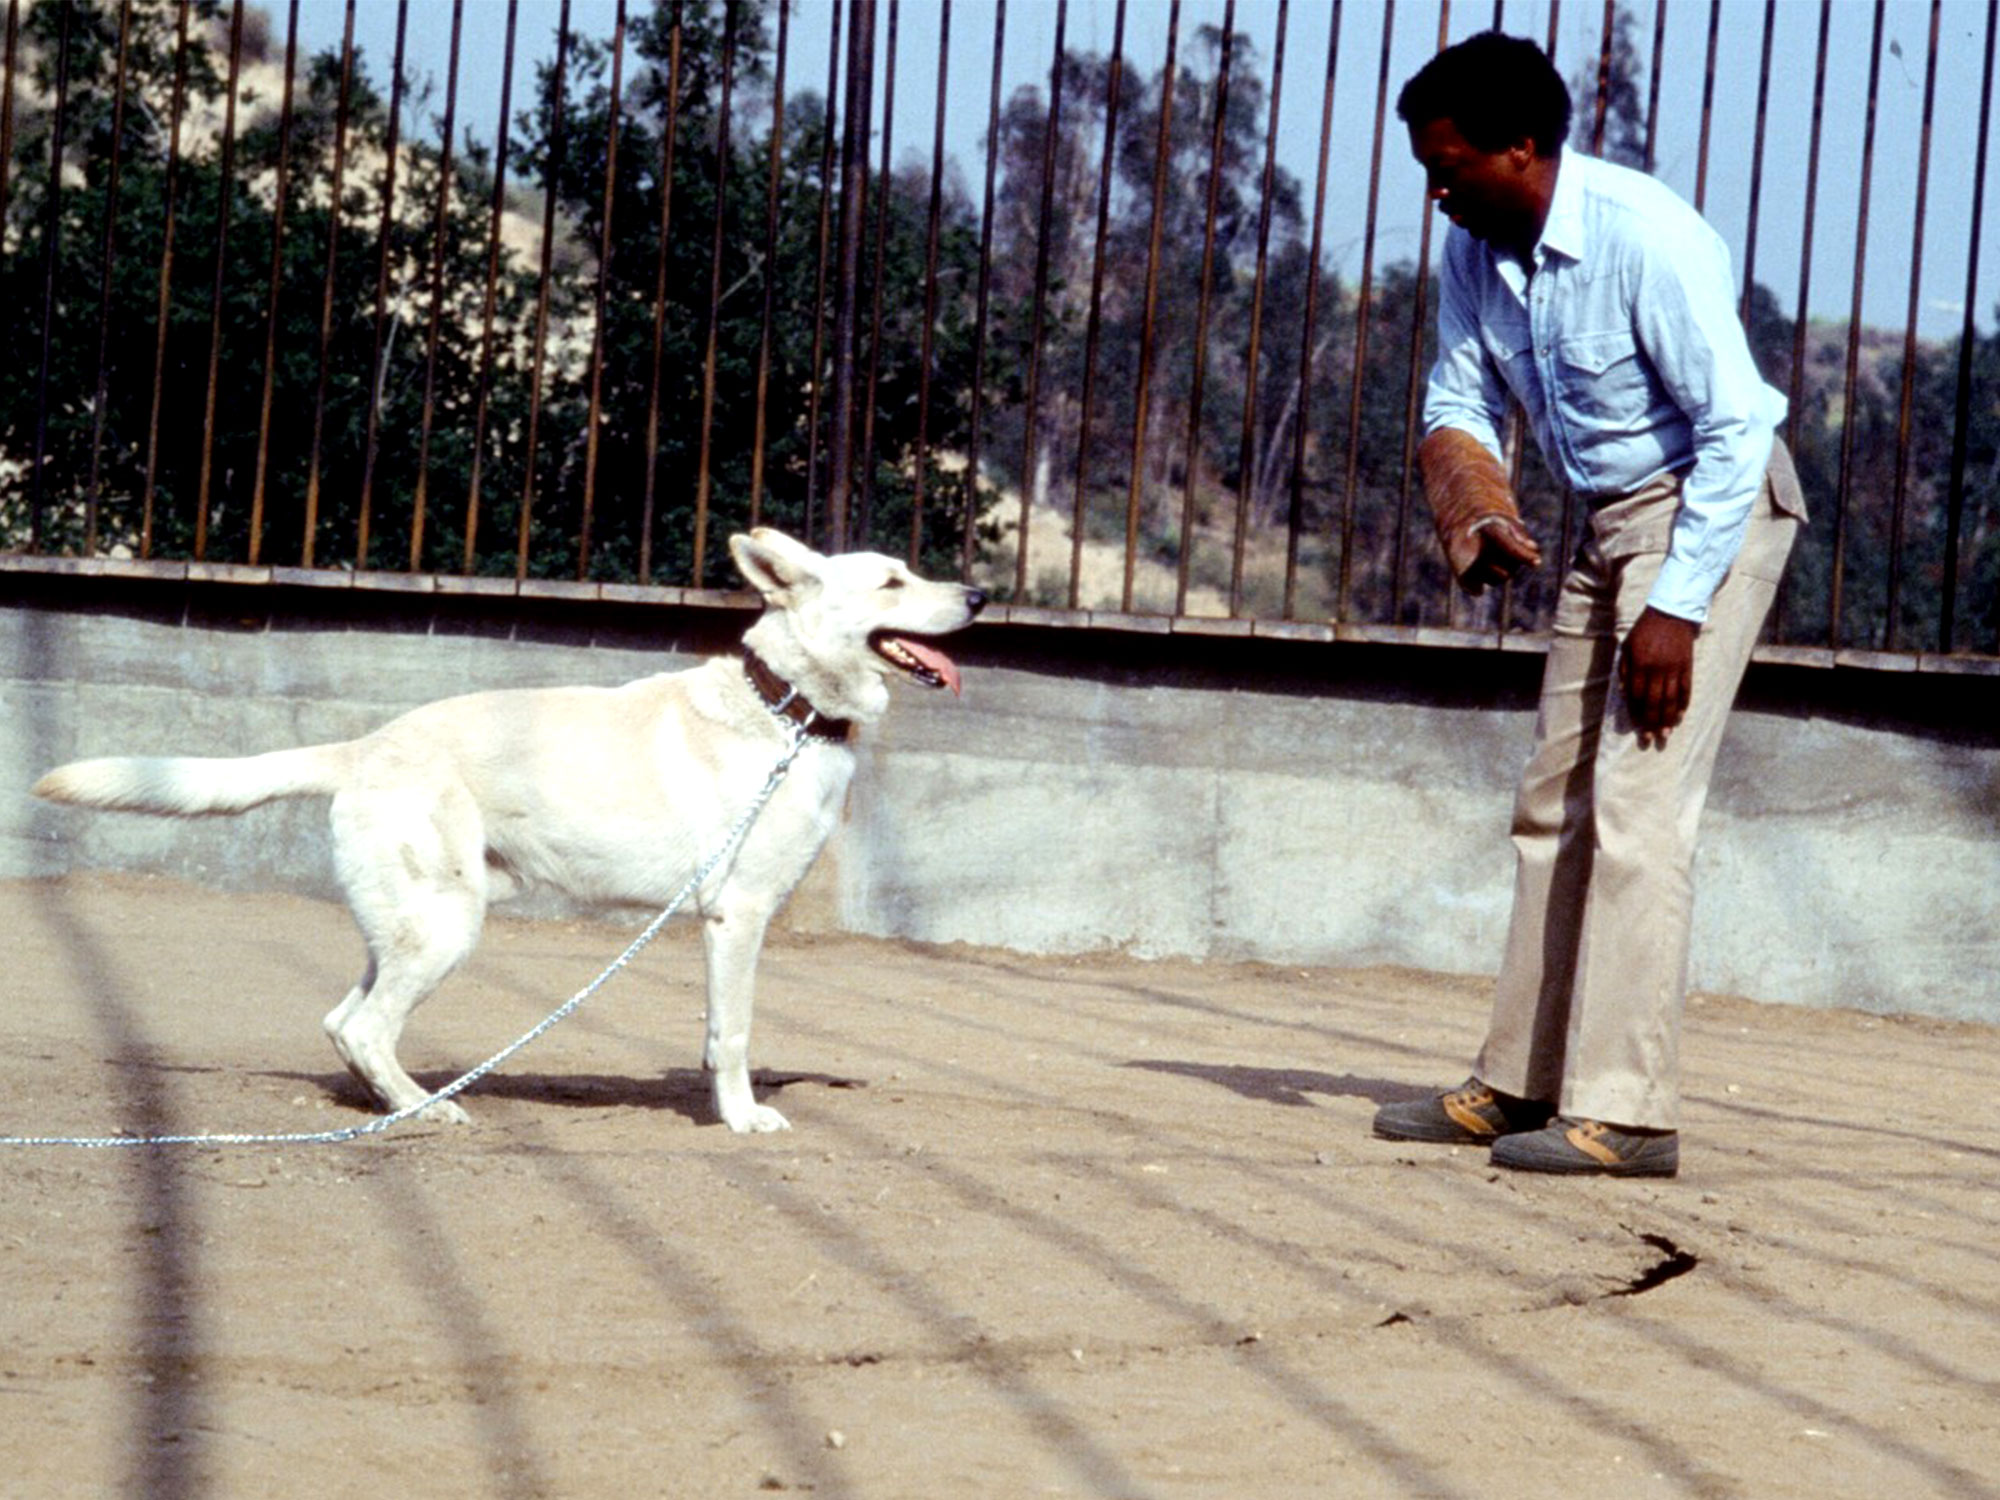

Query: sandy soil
[2,872,1996,1500]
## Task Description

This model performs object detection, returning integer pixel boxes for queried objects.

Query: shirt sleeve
[1423,232,1511,461]
[1629,221,1785,623]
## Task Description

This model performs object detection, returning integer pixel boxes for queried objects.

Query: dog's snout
[964,587,988,617]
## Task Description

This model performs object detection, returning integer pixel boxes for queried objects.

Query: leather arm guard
[1418,428,1530,593]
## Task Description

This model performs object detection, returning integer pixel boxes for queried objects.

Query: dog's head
[731,529,986,725]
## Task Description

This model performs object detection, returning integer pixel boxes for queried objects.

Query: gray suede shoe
[1490,1117,1680,1177]
[1372,1077,1554,1145]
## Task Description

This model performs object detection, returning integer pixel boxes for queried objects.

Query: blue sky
[288,0,1999,342]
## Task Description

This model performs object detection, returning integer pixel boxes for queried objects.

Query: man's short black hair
[1396,31,1573,158]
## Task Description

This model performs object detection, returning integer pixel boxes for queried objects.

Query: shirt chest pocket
[1556,329,1656,422]
[1479,322,1536,400]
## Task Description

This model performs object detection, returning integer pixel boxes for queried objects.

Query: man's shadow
[1120,1061,1412,1110]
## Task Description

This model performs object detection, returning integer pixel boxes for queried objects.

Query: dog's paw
[412,1097,473,1126]
[723,1102,792,1134]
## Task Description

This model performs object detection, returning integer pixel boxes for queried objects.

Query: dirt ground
[2,873,1996,1500]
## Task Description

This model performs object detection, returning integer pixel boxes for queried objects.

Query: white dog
[34,529,985,1133]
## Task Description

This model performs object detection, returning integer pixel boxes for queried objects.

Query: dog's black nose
[965,587,988,617]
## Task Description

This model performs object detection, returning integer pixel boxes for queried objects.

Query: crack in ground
[1373,1229,1701,1327]
[1610,1232,1700,1297]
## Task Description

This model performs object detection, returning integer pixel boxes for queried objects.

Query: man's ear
[729,528,821,600]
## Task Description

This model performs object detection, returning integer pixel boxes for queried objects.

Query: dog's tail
[33,743,353,818]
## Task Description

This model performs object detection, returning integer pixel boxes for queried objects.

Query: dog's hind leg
[324,785,488,1123]
[701,900,789,1133]
[323,916,480,1123]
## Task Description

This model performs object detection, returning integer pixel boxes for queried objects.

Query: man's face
[1408,116,1544,253]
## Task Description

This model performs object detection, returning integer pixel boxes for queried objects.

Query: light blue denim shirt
[1424,147,1788,623]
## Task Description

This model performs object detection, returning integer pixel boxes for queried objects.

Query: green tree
[522,0,987,587]
[0,0,555,574]
[1572,2,1649,168]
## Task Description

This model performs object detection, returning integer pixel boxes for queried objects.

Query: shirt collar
[1534,145,1586,268]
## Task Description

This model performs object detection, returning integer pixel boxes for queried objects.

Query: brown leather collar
[742,649,854,742]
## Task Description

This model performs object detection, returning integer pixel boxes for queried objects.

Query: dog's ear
[730,529,820,600]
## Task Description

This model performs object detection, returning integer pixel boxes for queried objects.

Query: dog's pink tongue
[892,637,962,695]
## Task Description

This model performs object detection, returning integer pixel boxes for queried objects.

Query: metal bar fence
[692,0,737,581]
[26,0,72,556]
[299,0,353,570]
[749,0,787,531]
[1943,0,1998,654]
[0,0,1994,671]
[826,0,872,553]
[514,0,569,582]
[407,0,461,572]
[855,0,892,545]
[1013,0,1063,603]
[576,0,625,578]
[137,0,192,561]
[1172,0,1230,618]
[637,0,683,582]
[1068,0,1122,613]
[82,0,133,558]
[907,0,949,565]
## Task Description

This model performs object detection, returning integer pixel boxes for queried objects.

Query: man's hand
[1458,514,1543,595]
[1417,429,1543,595]
[1619,607,1699,748]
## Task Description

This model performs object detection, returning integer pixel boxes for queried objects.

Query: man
[1372,32,1805,1177]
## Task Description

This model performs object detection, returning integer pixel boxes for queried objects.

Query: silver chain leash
[0,719,815,1151]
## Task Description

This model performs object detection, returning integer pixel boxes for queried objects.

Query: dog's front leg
[701,904,789,1133]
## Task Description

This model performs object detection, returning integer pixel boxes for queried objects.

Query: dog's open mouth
[872,633,963,695]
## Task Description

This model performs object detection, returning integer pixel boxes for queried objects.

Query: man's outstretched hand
[1418,428,1543,596]
[1620,606,1699,748]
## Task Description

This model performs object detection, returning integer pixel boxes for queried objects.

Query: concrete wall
[4,571,1995,1022]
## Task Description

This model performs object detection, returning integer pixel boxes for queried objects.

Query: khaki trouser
[1472,444,1805,1130]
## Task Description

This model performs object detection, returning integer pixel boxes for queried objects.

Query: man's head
[1397,31,1571,257]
